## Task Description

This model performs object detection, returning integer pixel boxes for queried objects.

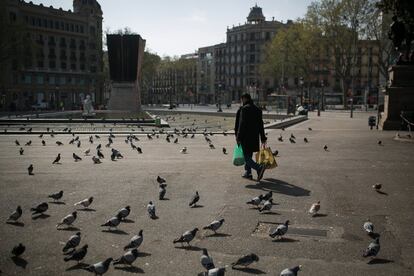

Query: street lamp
[217,83,223,112]
[299,77,304,106]
[318,80,324,117]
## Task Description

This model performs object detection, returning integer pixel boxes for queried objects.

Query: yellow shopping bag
[255,146,278,169]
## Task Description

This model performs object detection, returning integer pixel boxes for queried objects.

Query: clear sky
[30,0,314,57]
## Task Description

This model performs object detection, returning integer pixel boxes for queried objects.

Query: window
[37,75,44,84]
[249,54,255,63]
[60,76,66,85]
[49,75,55,85]
[71,63,76,70]
[24,74,31,84]
[90,26,96,35]
[49,60,56,68]
[37,60,44,68]
[61,61,67,69]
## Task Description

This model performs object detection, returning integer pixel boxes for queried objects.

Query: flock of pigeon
[4,120,385,275]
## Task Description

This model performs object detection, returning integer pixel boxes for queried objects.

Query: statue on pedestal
[82,95,95,116]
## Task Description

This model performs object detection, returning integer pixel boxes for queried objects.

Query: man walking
[235,93,267,181]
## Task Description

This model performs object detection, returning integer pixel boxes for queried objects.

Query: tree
[141,51,161,104]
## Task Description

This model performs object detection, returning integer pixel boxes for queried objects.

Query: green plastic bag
[232,144,245,166]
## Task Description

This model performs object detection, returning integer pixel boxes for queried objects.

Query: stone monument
[107,34,146,112]
[82,95,95,117]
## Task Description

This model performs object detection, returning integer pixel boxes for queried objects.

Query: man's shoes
[257,165,266,181]
[242,173,253,180]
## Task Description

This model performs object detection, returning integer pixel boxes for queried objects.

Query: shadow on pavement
[232,267,266,274]
[246,178,310,197]
[57,226,80,231]
[66,262,89,271]
[77,208,96,212]
[32,213,50,220]
[367,258,394,265]
[11,256,28,269]
[271,237,299,243]
[114,266,144,273]
[376,190,388,196]
[122,219,135,223]
[49,201,66,205]
[137,252,152,257]
[205,233,232,238]
[312,213,328,218]
[101,229,129,235]
[6,221,24,227]
[174,245,202,251]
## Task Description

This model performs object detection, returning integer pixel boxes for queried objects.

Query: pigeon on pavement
[324,145,328,151]
[201,248,215,270]
[56,212,77,229]
[173,228,199,246]
[147,201,156,219]
[203,219,225,234]
[113,249,139,266]
[363,237,380,258]
[84,149,91,156]
[62,232,81,252]
[84,258,113,275]
[31,202,48,215]
[117,206,131,220]
[28,164,34,175]
[372,183,382,192]
[7,206,22,222]
[231,253,259,268]
[363,219,374,235]
[269,220,289,239]
[157,176,166,184]
[124,230,143,250]
[189,191,200,207]
[74,197,94,209]
[73,153,82,162]
[64,244,88,263]
[246,195,264,208]
[48,190,63,201]
[159,183,167,200]
[259,198,273,212]
[52,153,61,164]
[308,201,320,216]
[19,148,24,155]
[207,267,226,276]
[304,137,308,143]
[280,265,301,276]
[261,191,273,201]
[11,243,25,257]
[180,147,187,154]
[101,214,122,230]
[92,156,101,164]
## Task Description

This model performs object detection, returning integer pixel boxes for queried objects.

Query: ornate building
[1,0,103,111]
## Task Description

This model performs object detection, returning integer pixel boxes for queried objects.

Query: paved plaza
[0,112,413,275]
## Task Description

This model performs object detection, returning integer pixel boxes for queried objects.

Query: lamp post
[299,77,304,106]
[318,80,324,116]
[217,83,223,112]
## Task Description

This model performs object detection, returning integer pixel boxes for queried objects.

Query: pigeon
[372,183,382,191]
[74,196,94,209]
[189,191,200,207]
[209,144,215,149]
[363,237,380,258]
[308,127,313,131]
[278,135,283,142]
[92,156,101,164]
[57,211,77,229]
[207,267,226,276]
[246,195,264,207]
[157,176,166,184]
[124,230,143,250]
[174,138,178,143]
[280,265,301,276]
[7,206,22,222]
[64,244,88,262]
[201,248,215,270]
[231,253,259,268]
[48,190,63,201]
[62,232,81,252]
[97,150,104,159]
[159,183,167,200]
[84,149,91,156]
[28,164,34,175]
[323,145,328,151]
[56,141,63,146]
[147,201,156,219]
[203,219,225,234]
[290,134,296,139]
[42,140,46,146]
[52,153,61,164]
[96,143,102,150]
[19,148,24,155]
[95,135,100,139]
[110,151,116,161]
[272,150,279,156]
[15,140,20,146]
[261,191,273,201]
[137,147,142,154]
[84,258,113,275]
[173,228,199,246]
[73,153,82,161]
[378,140,382,146]
[101,214,122,230]
[259,198,273,212]
[222,147,227,154]
[180,147,187,154]
[25,140,32,146]
[113,249,139,266]
[289,137,296,143]
[308,201,320,216]
[11,243,25,257]
[363,219,375,235]
[304,137,308,143]
[31,202,48,215]
[269,220,289,239]
[117,206,131,220]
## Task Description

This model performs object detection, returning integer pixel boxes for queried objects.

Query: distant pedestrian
[234,93,267,181]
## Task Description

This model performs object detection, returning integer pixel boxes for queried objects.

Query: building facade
[1,0,103,111]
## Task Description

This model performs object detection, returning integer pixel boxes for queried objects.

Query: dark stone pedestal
[379,65,414,130]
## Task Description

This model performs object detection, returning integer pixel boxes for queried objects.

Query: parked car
[31,102,48,111]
